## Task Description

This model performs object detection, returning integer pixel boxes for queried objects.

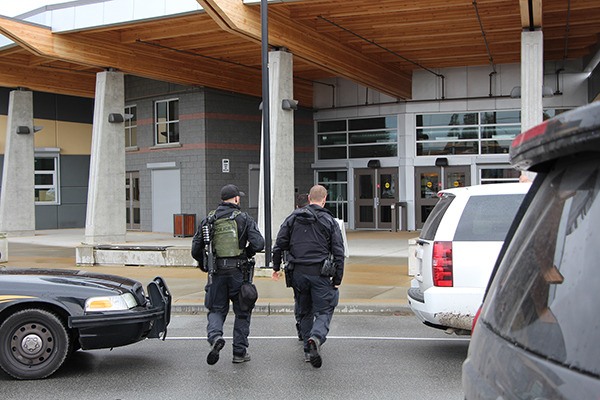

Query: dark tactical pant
[293,269,340,352]
[204,266,251,356]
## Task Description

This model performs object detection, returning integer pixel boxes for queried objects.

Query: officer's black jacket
[274,204,345,286]
[191,202,264,271]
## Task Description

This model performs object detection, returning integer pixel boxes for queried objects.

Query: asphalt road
[0,314,470,400]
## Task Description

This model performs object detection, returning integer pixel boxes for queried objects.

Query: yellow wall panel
[0,117,92,155]
[33,119,58,148]
[56,121,92,155]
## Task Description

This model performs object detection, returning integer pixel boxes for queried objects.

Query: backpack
[289,206,332,256]
[208,210,244,258]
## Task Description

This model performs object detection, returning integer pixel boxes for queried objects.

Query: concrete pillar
[520,30,544,181]
[84,70,126,244]
[0,89,35,237]
[258,50,296,241]
[521,30,544,131]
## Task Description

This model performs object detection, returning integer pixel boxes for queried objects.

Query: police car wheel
[0,308,70,380]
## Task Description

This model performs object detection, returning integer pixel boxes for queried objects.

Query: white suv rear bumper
[407,282,483,331]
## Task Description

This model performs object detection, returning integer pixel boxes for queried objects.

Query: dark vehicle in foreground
[462,102,600,398]
[0,267,171,380]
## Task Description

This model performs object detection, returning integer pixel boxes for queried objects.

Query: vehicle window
[483,156,600,377]
[420,194,454,240]
[453,193,525,241]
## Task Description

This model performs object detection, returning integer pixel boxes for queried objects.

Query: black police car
[0,267,171,380]
[462,102,600,398]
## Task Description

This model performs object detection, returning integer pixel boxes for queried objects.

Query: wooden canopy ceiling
[0,0,599,107]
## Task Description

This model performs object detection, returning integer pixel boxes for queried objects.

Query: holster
[283,262,294,288]
[320,257,336,277]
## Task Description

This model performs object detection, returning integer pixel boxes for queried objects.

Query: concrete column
[521,30,544,131]
[84,70,126,244]
[520,30,544,181]
[258,50,296,241]
[0,89,35,236]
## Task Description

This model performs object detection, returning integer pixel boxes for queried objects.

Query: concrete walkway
[3,229,418,314]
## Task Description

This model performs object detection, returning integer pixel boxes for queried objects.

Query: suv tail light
[472,305,482,332]
[432,241,453,287]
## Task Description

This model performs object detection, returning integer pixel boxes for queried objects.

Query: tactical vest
[209,210,244,258]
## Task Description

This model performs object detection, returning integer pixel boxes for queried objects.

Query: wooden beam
[197,0,412,99]
[0,16,308,104]
[0,60,96,98]
[519,0,542,29]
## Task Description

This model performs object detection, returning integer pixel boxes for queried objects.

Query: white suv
[407,182,530,334]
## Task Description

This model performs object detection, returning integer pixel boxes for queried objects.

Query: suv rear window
[420,194,454,240]
[483,155,600,377]
[453,194,526,241]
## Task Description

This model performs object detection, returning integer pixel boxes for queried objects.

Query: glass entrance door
[126,171,140,230]
[414,165,470,229]
[354,168,398,229]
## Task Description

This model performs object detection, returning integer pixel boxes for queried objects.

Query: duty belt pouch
[284,262,294,288]
[320,257,336,277]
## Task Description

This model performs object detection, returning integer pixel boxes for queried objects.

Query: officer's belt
[292,263,321,276]
[216,258,246,269]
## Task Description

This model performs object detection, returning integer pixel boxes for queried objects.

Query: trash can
[173,214,196,237]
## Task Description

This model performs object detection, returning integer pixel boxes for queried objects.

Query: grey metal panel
[35,206,59,230]
[57,204,87,228]
[60,187,88,204]
[61,155,90,185]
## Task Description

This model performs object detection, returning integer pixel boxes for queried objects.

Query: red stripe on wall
[130,142,313,154]
[137,113,262,125]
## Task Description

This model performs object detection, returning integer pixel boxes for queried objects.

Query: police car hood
[0,267,138,296]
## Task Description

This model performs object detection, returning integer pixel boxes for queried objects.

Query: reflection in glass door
[354,168,398,229]
[126,171,140,230]
[415,167,441,229]
[414,166,470,229]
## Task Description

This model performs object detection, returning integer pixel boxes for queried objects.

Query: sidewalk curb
[172,303,413,315]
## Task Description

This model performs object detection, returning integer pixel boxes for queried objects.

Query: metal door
[151,168,181,233]
[354,168,398,229]
[126,171,140,230]
[414,165,470,229]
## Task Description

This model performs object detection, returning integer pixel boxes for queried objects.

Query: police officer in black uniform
[272,193,310,341]
[192,184,264,365]
[274,185,345,368]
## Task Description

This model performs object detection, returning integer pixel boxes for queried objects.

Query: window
[318,171,348,221]
[453,194,526,241]
[416,111,520,156]
[479,167,521,184]
[317,116,398,160]
[155,99,179,144]
[416,109,569,157]
[420,194,454,240]
[125,105,137,148]
[35,155,59,205]
[483,156,600,377]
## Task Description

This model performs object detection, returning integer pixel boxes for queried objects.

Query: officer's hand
[271,270,280,281]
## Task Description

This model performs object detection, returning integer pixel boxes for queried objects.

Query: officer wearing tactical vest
[273,184,345,368]
[191,184,264,365]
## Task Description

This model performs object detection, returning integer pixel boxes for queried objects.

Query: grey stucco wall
[125,76,207,231]
[124,78,315,232]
